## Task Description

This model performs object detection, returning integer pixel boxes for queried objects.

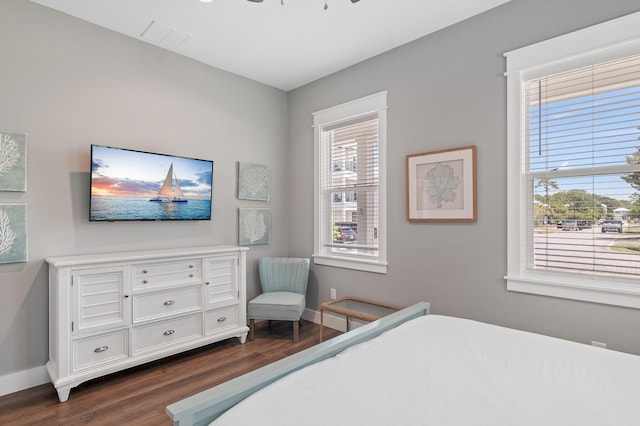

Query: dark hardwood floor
[0,320,340,425]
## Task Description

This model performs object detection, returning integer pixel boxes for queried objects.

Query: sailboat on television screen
[150,163,188,203]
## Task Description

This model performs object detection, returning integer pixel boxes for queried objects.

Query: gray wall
[0,0,288,377]
[289,0,640,355]
[2,0,640,385]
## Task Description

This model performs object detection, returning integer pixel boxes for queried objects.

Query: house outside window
[313,92,388,274]
[505,11,640,308]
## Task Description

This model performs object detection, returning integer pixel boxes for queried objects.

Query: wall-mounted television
[90,145,213,221]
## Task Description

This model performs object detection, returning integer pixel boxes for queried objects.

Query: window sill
[313,254,387,274]
[506,274,640,309]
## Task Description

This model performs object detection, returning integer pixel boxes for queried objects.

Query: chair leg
[249,319,255,341]
[293,320,299,343]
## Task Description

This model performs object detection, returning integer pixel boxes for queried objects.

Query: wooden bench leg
[293,320,299,342]
[249,319,255,341]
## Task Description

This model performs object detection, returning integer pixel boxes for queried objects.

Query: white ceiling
[30,0,510,91]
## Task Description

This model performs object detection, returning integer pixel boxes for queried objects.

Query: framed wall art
[407,145,477,222]
[0,129,27,192]
[0,203,27,263]
[238,208,271,245]
[238,162,270,201]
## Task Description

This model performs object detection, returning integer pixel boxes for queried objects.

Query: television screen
[90,145,213,221]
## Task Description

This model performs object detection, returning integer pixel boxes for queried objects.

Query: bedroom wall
[0,0,288,384]
[288,0,640,355]
[2,0,640,398]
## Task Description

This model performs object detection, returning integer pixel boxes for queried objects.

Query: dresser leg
[56,385,71,402]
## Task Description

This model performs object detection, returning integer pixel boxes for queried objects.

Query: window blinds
[525,53,640,278]
[320,114,379,257]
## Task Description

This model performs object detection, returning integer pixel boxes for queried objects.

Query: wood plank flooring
[0,320,340,426]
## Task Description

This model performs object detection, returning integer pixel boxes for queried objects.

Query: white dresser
[46,245,248,402]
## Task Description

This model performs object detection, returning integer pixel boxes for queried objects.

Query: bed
[166,301,640,425]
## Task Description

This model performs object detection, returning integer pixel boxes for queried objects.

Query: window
[313,92,387,273]
[505,11,640,308]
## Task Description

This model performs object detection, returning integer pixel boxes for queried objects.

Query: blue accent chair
[248,257,310,342]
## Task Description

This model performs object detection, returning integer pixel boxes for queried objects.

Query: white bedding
[213,315,640,426]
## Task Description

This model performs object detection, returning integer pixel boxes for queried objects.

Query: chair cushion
[248,291,306,321]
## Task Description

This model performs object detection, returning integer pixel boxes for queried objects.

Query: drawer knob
[163,330,175,336]
[189,264,194,269]
[164,300,176,306]
[217,317,227,322]
[143,279,148,284]
[189,273,194,278]
[205,281,210,285]
[94,346,109,353]
[142,269,148,274]
[124,294,130,298]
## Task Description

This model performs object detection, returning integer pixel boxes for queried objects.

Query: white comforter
[213,315,640,426]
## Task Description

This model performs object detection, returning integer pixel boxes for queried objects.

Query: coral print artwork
[0,130,27,192]
[418,160,464,210]
[239,208,271,245]
[0,203,27,263]
[238,162,270,201]
[406,146,477,222]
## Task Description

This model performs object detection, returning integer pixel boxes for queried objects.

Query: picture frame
[0,203,28,263]
[0,129,27,192]
[238,162,270,201]
[238,208,271,245]
[406,145,477,222]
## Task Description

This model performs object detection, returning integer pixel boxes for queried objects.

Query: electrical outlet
[330,288,337,299]
[591,340,607,349]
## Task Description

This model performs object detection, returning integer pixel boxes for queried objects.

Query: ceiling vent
[141,20,191,49]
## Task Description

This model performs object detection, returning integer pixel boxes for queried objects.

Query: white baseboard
[302,308,366,333]
[0,365,50,398]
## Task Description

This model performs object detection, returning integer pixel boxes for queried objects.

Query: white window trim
[313,92,388,274]
[505,11,640,309]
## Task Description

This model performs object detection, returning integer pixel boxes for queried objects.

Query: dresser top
[46,245,248,267]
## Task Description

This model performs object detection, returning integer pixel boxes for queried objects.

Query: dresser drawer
[73,329,128,372]
[205,305,239,335]
[133,259,201,289]
[133,285,202,323]
[133,313,202,355]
